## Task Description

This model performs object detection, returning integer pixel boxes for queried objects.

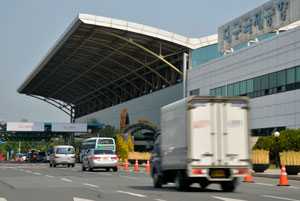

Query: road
[0,162,300,201]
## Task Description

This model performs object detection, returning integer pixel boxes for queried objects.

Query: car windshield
[94,150,114,155]
[38,152,46,156]
[57,148,74,154]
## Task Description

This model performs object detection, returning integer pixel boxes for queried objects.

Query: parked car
[82,149,118,172]
[43,153,50,163]
[37,152,46,162]
[49,145,75,167]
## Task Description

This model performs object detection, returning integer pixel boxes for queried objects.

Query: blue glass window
[286,68,295,84]
[277,70,286,86]
[269,72,277,88]
[227,84,234,96]
[296,66,300,82]
[246,79,253,93]
[233,83,240,95]
[210,89,216,96]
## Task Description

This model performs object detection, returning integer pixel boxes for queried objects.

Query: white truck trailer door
[220,102,249,166]
[189,103,217,166]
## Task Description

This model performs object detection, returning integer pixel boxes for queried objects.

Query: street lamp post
[274,131,280,168]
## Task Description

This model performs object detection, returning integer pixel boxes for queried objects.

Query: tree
[253,129,300,162]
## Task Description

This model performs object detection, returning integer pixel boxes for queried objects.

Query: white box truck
[150,96,250,191]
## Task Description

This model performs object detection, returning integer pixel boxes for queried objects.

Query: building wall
[76,84,183,129]
[188,26,300,133]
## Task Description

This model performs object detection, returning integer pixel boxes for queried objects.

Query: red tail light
[92,157,101,159]
[54,156,60,158]
[192,169,208,174]
[232,169,248,175]
[111,157,118,159]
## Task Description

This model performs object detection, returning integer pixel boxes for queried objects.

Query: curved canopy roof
[18,14,217,119]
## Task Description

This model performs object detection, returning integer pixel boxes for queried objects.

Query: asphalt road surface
[0,162,300,201]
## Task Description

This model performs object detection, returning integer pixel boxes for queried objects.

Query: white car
[82,149,118,172]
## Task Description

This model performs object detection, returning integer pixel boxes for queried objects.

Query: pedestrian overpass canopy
[17,14,217,119]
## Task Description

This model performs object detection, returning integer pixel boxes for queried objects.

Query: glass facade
[192,32,281,68]
[192,44,223,67]
[251,127,285,137]
[190,88,200,96]
[210,65,300,98]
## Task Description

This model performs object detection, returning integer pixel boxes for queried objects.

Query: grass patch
[269,164,280,169]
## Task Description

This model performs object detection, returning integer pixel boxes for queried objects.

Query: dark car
[37,152,46,162]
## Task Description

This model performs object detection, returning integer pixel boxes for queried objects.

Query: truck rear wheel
[153,171,162,188]
[175,170,189,191]
[221,179,236,192]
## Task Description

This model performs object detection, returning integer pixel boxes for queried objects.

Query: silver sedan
[82,149,118,172]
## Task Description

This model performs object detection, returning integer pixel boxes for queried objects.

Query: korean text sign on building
[218,0,300,52]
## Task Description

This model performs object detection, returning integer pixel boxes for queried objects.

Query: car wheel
[49,163,52,167]
[82,164,86,171]
[53,164,56,167]
[153,171,162,188]
[175,170,189,191]
[221,179,236,192]
[68,165,70,167]
[88,163,93,172]
[72,164,75,168]
[106,168,110,172]
[113,167,118,172]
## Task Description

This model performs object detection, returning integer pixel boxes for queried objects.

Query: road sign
[0,141,2,145]
[0,121,5,126]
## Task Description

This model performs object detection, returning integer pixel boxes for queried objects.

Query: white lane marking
[83,183,99,188]
[61,178,72,182]
[45,175,54,178]
[155,199,167,201]
[255,182,274,186]
[33,172,41,175]
[0,198,8,201]
[99,173,112,176]
[117,191,146,198]
[288,186,299,189]
[212,196,246,201]
[25,170,32,173]
[261,195,300,201]
[120,176,138,179]
[73,197,95,201]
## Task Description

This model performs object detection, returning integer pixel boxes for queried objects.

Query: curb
[253,173,300,181]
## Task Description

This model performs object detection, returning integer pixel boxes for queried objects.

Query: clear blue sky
[0,0,267,123]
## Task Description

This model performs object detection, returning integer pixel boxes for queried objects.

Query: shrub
[116,134,128,159]
[252,129,300,162]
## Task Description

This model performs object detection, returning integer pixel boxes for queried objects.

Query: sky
[0,0,267,123]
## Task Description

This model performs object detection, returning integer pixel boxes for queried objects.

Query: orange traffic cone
[145,160,150,172]
[117,160,120,170]
[124,160,129,170]
[134,159,139,171]
[277,164,290,186]
[243,170,254,183]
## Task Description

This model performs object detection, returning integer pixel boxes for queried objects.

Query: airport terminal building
[19,0,300,137]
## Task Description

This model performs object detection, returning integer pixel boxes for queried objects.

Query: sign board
[0,121,5,126]
[7,122,44,132]
[218,0,300,52]
[0,141,2,145]
[51,123,87,132]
